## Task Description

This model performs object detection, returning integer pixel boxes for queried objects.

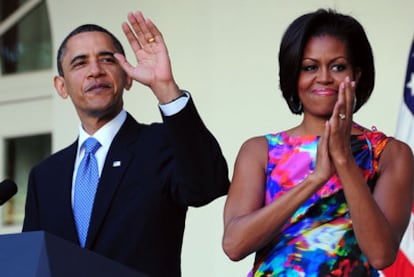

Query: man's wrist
[164,90,188,104]
[159,90,190,116]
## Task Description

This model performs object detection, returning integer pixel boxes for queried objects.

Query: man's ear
[54,75,68,99]
[124,75,133,91]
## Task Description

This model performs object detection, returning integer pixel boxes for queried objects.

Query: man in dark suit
[22,10,229,277]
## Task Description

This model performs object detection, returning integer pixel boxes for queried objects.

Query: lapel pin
[112,161,121,167]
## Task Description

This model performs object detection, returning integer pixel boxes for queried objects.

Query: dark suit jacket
[22,99,229,277]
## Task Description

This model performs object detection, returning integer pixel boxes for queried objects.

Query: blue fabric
[73,137,101,247]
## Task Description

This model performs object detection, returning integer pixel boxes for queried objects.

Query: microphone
[0,179,17,205]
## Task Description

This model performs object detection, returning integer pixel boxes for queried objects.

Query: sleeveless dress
[249,126,391,277]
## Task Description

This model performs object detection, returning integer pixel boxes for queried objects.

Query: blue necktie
[73,137,101,247]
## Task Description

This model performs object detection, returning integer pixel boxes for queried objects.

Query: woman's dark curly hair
[279,9,375,114]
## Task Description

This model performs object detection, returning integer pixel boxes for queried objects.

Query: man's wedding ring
[147,37,155,43]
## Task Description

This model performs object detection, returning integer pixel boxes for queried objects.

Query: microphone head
[0,179,17,205]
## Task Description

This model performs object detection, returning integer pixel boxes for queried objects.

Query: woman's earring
[296,101,303,113]
[353,97,357,112]
[290,96,303,114]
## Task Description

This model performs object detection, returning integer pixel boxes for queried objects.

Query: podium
[0,231,148,277]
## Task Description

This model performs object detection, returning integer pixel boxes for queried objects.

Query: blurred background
[0,0,413,276]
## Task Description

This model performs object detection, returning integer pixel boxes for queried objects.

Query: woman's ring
[339,113,346,120]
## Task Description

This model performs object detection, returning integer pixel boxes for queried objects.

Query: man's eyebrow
[69,54,87,66]
[99,51,115,57]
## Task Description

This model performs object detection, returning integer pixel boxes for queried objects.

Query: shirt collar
[77,110,127,154]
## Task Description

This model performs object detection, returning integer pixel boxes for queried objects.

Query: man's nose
[88,61,105,77]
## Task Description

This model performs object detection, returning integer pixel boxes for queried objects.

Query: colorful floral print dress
[249,127,390,277]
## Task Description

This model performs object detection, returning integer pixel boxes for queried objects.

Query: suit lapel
[86,115,142,247]
[54,141,80,243]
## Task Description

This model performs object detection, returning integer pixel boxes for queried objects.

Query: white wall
[45,0,414,276]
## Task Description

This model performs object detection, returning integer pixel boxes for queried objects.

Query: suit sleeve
[162,96,230,207]
[22,168,40,231]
